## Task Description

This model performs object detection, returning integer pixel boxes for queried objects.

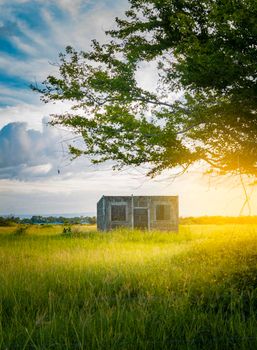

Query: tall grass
[1,224,257,349]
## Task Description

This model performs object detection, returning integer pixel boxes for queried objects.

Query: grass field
[1,224,257,349]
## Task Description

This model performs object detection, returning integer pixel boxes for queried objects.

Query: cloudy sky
[0,0,256,217]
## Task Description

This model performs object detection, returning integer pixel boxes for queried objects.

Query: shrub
[62,226,72,236]
[62,226,85,237]
[13,225,29,236]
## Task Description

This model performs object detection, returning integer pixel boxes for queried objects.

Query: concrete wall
[148,196,179,231]
[97,195,179,232]
[96,196,105,231]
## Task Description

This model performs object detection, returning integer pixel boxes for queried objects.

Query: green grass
[1,224,257,349]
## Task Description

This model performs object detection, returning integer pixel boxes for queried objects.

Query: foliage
[35,0,257,177]
[0,215,96,226]
[180,216,257,225]
[29,215,96,225]
[62,226,88,237]
[62,226,72,235]
[2,225,257,348]
[0,216,20,226]
[13,225,29,236]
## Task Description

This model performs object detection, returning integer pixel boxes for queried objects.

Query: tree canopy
[35,0,257,177]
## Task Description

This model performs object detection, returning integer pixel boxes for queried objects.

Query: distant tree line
[180,216,257,225]
[2,215,257,227]
[0,215,96,226]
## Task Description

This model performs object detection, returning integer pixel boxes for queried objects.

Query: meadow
[1,224,257,349]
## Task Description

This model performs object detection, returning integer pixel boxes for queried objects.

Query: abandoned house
[97,195,179,231]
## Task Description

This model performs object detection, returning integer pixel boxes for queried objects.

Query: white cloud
[0,85,38,106]
[0,54,59,82]
[0,119,62,178]
[39,1,128,50]
[0,100,75,130]
[22,163,53,175]
[0,167,256,216]
[0,0,129,102]
[16,19,51,51]
[11,35,38,56]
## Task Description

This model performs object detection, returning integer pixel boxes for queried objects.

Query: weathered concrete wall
[96,195,179,232]
[148,196,179,232]
[96,196,105,231]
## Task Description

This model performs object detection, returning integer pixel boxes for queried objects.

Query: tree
[34,0,257,177]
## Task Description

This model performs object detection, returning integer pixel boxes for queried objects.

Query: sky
[0,0,256,217]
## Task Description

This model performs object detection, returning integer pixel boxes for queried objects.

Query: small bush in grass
[13,225,29,236]
[62,226,84,237]
[62,226,72,236]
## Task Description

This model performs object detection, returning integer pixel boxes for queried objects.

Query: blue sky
[0,0,255,216]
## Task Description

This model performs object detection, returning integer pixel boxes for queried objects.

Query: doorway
[134,208,148,230]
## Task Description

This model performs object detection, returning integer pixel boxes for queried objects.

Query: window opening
[156,204,170,220]
[111,205,126,221]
